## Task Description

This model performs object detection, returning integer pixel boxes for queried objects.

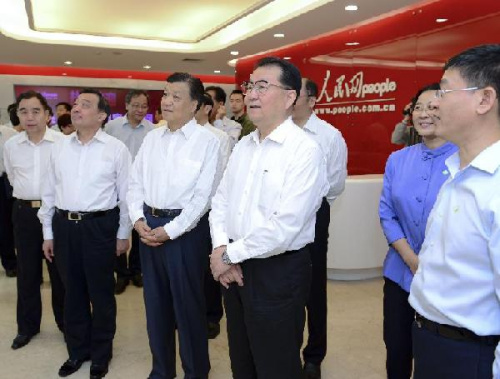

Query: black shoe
[58,357,89,377]
[114,278,129,295]
[90,363,109,379]
[303,362,321,379]
[131,273,143,288]
[207,322,220,339]
[5,268,17,277]
[11,334,33,349]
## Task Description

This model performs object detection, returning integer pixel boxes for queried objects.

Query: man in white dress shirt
[292,78,348,379]
[4,91,65,350]
[0,123,17,277]
[128,73,220,379]
[39,88,132,379]
[206,85,242,147]
[105,89,154,294]
[195,92,231,339]
[409,44,500,379]
[209,57,327,379]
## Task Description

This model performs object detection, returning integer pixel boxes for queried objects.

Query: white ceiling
[0,0,423,76]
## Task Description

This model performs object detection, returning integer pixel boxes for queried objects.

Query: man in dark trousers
[0,119,17,278]
[4,91,65,349]
[128,73,219,379]
[209,57,328,379]
[105,89,154,294]
[39,88,131,379]
[292,78,348,378]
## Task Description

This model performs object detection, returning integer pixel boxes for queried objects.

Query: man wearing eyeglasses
[292,78,347,379]
[105,89,154,294]
[209,57,328,379]
[409,44,500,379]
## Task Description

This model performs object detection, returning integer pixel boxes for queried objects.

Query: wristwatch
[221,249,233,265]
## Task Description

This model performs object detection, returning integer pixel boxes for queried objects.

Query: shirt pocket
[257,168,285,215]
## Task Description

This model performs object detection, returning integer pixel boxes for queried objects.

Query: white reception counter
[327,174,387,280]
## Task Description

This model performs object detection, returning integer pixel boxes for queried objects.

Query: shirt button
[414,221,419,226]
[422,175,428,180]
[416,197,422,203]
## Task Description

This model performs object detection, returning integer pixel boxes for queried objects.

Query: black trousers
[383,277,414,379]
[223,247,311,379]
[412,321,496,379]
[0,174,16,271]
[54,208,118,365]
[303,198,330,365]
[141,211,209,379]
[115,229,141,279]
[12,200,65,335]
[198,213,223,324]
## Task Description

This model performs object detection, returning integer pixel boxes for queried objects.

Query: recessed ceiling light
[345,5,358,11]
[230,51,239,56]
[345,42,360,46]
[284,57,291,60]
[273,33,285,38]
[127,75,132,78]
[436,18,448,23]
[63,61,72,65]
[214,70,221,74]
[62,73,67,76]
[143,65,151,69]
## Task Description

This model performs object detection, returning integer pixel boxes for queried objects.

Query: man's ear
[476,86,497,116]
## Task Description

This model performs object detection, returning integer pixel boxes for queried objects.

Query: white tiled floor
[0,270,386,379]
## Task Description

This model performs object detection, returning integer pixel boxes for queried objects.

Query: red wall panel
[236,0,500,174]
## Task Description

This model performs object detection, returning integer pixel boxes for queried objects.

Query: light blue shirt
[105,115,154,159]
[379,141,457,292]
[409,140,500,375]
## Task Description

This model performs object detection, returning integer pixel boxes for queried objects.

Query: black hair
[7,103,20,126]
[57,113,72,129]
[79,88,110,126]
[205,86,227,104]
[15,90,50,113]
[411,83,440,110]
[200,93,214,117]
[444,44,500,116]
[56,102,72,112]
[230,89,244,98]
[303,78,318,97]
[125,89,149,105]
[166,72,205,112]
[254,56,301,104]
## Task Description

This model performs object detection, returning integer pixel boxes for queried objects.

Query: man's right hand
[43,240,54,262]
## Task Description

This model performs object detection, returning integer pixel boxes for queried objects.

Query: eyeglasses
[412,104,439,113]
[435,87,479,99]
[241,80,292,96]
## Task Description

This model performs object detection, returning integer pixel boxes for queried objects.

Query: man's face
[244,65,296,129]
[17,97,49,134]
[71,93,106,130]
[206,90,220,114]
[161,81,197,127]
[125,94,149,124]
[430,68,477,142]
[56,104,70,118]
[229,93,244,115]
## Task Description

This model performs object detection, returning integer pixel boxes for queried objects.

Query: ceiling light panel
[1,0,333,53]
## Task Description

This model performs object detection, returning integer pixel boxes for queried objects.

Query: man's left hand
[210,245,232,281]
[140,226,170,247]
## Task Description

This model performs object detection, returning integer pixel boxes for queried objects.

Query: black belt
[55,207,117,221]
[415,313,500,346]
[144,204,181,218]
[17,199,42,208]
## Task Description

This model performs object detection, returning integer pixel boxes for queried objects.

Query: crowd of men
[0,43,499,379]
